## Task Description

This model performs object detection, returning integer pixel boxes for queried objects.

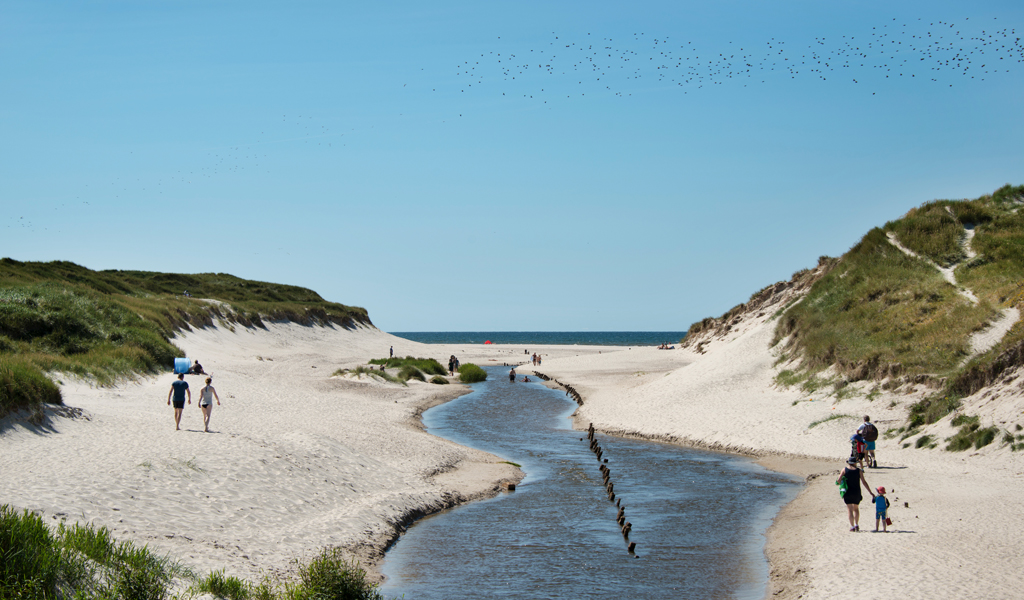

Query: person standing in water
[198,377,221,433]
[509,367,516,382]
[167,373,191,430]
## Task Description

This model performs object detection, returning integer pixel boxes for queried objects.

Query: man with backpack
[858,415,879,468]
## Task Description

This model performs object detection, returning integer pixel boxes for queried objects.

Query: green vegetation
[368,356,447,376]
[1,505,189,600]
[772,186,1024,433]
[946,419,999,452]
[808,413,855,429]
[334,366,405,386]
[915,434,937,449]
[191,569,256,600]
[429,375,449,385]
[0,258,371,420]
[1,505,386,600]
[457,363,487,383]
[289,547,383,600]
[397,365,425,382]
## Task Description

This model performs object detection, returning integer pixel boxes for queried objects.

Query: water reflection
[380,368,800,599]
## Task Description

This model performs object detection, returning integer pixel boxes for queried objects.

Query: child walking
[874,486,890,532]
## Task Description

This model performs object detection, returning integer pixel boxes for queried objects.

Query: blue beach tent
[173,358,191,374]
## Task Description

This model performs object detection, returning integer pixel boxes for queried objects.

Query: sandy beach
[3,306,1023,598]
[0,322,617,586]
[527,287,1024,600]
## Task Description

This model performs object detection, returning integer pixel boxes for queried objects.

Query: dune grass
[334,366,405,386]
[774,225,995,381]
[397,365,425,382]
[0,258,372,420]
[368,356,447,376]
[770,185,1024,435]
[1,505,387,600]
[457,363,487,383]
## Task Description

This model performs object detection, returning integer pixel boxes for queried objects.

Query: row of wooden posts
[588,422,637,554]
[533,372,637,554]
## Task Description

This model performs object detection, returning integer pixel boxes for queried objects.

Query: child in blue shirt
[874,486,890,532]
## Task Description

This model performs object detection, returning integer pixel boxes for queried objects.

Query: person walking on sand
[858,415,879,467]
[198,377,220,433]
[837,457,876,531]
[390,346,394,358]
[167,373,191,430]
[448,355,456,376]
[873,487,890,532]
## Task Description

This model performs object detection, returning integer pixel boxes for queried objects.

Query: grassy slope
[0,258,372,418]
[770,184,1024,430]
[685,185,1024,442]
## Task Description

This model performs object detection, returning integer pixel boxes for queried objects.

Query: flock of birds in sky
[7,15,1023,235]
[452,17,1022,101]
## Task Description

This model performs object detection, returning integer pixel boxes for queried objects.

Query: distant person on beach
[198,377,221,433]
[390,346,394,358]
[448,355,456,376]
[858,416,879,467]
[873,487,890,532]
[190,360,205,375]
[167,374,191,430]
[837,457,875,531]
[509,367,516,382]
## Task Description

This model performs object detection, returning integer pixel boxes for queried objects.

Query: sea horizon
[388,331,687,347]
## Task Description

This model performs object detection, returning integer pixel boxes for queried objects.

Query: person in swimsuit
[837,457,876,531]
[198,377,220,433]
[509,367,516,382]
[167,373,191,430]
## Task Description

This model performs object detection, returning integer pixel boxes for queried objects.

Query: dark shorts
[173,400,185,409]
[844,492,862,505]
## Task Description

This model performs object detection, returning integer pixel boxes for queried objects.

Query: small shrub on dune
[429,375,449,385]
[369,356,446,376]
[458,363,487,383]
[291,547,383,600]
[193,569,251,600]
[398,365,425,382]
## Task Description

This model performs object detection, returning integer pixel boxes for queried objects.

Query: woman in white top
[198,377,221,433]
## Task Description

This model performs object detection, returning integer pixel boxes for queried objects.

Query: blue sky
[3,0,1023,331]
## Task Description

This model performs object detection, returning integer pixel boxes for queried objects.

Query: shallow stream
[380,367,800,599]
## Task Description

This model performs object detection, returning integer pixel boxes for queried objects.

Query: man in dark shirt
[167,373,191,430]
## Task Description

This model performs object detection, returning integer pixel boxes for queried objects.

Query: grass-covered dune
[0,258,372,420]
[685,184,1024,436]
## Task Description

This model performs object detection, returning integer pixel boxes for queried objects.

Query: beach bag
[885,517,892,526]
[863,423,878,442]
[837,475,847,497]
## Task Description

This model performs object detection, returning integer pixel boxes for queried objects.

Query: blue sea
[388,331,686,347]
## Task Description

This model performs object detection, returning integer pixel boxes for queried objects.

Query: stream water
[379,368,800,599]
